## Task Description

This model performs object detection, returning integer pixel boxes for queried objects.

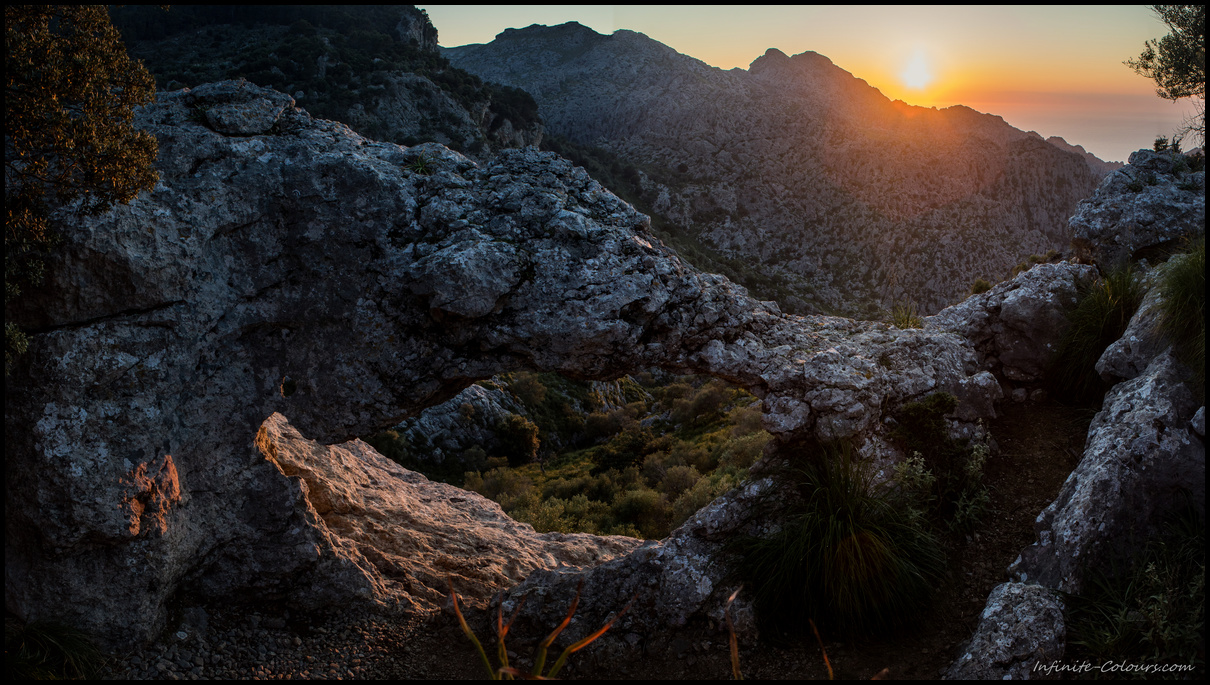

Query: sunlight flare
[900,48,934,90]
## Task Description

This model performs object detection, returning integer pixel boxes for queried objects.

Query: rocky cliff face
[112,6,542,157]
[946,151,1204,679]
[446,24,1107,315]
[1069,148,1205,265]
[6,80,1020,647]
[5,79,1201,673]
[1046,136,1123,176]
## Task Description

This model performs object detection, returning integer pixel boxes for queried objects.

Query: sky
[417,4,1202,163]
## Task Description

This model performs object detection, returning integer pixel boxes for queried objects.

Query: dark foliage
[1049,265,1144,405]
[5,5,158,373]
[726,440,946,637]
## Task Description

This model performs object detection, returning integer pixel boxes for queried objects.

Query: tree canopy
[1126,5,1206,146]
[5,6,158,372]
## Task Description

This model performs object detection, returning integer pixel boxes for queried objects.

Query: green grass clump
[890,300,922,329]
[1156,238,1205,402]
[727,440,945,637]
[5,619,105,680]
[969,278,992,295]
[1065,508,1205,678]
[1050,264,1144,405]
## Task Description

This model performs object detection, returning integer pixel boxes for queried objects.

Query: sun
[900,48,934,90]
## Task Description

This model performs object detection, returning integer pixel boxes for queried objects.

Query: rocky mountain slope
[446,23,1109,315]
[111,6,542,156]
[5,80,1202,680]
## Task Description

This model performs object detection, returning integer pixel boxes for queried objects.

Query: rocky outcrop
[342,72,485,151]
[1069,149,1205,265]
[5,80,1012,647]
[494,477,771,647]
[447,23,1106,314]
[255,412,642,609]
[482,262,1104,643]
[393,383,526,465]
[948,149,1205,677]
[394,6,439,52]
[1009,349,1203,594]
[926,262,1096,384]
[112,7,542,159]
[1095,278,1168,383]
[1007,151,1206,597]
[344,73,542,153]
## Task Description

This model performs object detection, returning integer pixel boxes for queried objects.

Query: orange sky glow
[419,4,1202,162]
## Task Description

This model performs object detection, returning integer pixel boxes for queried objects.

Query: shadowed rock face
[6,81,1066,647]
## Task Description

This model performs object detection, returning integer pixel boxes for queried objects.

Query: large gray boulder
[5,81,1007,647]
[1009,350,1204,593]
[1069,148,1205,266]
[944,582,1066,680]
[926,262,1097,384]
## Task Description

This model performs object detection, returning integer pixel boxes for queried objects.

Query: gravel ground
[100,602,484,680]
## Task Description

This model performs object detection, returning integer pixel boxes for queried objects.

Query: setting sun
[900,48,934,90]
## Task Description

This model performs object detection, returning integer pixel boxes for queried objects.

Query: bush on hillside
[1065,506,1205,677]
[1156,238,1205,402]
[1049,265,1144,405]
[494,414,540,467]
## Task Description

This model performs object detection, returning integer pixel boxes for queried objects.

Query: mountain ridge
[447,22,1110,315]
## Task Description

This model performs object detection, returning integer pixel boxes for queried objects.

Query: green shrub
[365,429,410,465]
[671,470,741,524]
[612,488,671,539]
[494,414,540,467]
[1156,239,1205,402]
[591,424,655,473]
[1050,264,1144,405]
[889,394,990,532]
[660,465,703,499]
[1065,508,1205,677]
[507,372,547,408]
[970,278,992,295]
[728,402,764,437]
[714,431,768,470]
[727,441,945,637]
[463,467,535,511]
